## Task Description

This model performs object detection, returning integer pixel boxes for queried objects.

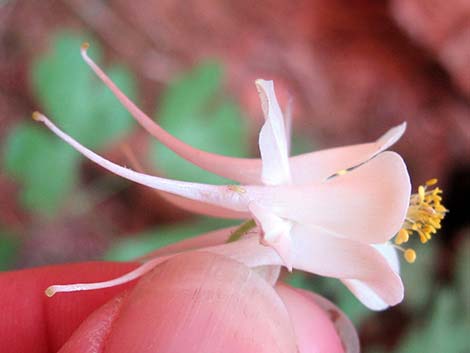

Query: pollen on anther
[395,178,447,253]
[81,42,90,51]
[426,178,438,186]
[404,249,416,263]
[395,228,409,245]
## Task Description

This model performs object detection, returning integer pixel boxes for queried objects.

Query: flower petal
[341,279,390,311]
[255,79,291,185]
[373,243,400,274]
[103,252,298,353]
[276,284,346,353]
[157,191,248,219]
[81,45,263,184]
[290,225,404,307]
[289,122,407,183]
[268,151,411,244]
[249,202,293,270]
[46,227,283,295]
[148,226,283,272]
[341,243,401,310]
[34,112,250,213]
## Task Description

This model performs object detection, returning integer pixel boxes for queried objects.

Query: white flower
[35,44,411,310]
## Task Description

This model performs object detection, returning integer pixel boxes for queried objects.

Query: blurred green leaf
[151,61,248,184]
[455,235,470,317]
[401,241,436,310]
[4,123,78,214]
[104,217,239,261]
[3,32,136,216]
[32,32,136,149]
[0,229,20,271]
[290,130,318,156]
[392,289,469,353]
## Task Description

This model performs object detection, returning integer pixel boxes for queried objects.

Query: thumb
[60,252,299,353]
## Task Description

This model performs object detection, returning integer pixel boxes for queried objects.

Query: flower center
[394,178,448,263]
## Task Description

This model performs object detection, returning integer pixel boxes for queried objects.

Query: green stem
[227,219,257,243]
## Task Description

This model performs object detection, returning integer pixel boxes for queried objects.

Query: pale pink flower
[34,44,411,310]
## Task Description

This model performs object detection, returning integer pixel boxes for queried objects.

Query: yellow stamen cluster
[395,178,448,263]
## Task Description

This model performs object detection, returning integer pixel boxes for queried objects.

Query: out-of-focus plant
[151,61,249,184]
[0,228,20,270]
[104,217,238,261]
[3,33,136,216]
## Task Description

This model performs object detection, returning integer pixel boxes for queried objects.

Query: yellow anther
[418,185,425,202]
[426,178,438,186]
[395,228,409,245]
[394,178,447,262]
[337,169,348,176]
[81,42,90,50]
[404,249,416,263]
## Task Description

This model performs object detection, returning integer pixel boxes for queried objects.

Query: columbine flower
[34,43,412,310]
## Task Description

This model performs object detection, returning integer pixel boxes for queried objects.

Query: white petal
[373,243,400,274]
[255,79,291,185]
[264,151,411,244]
[341,243,401,310]
[290,225,404,307]
[249,203,293,270]
[290,122,407,184]
[158,192,248,219]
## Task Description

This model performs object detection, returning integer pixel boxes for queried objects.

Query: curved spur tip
[45,286,56,298]
[32,111,44,122]
[81,42,90,51]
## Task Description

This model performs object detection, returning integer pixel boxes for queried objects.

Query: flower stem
[227,219,257,243]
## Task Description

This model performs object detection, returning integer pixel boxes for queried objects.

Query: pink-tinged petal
[249,203,293,270]
[269,151,411,244]
[142,226,238,259]
[373,243,400,274]
[45,256,169,296]
[33,112,250,213]
[284,97,293,155]
[205,236,283,269]
[255,79,291,185]
[48,228,282,295]
[81,45,262,185]
[341,243,401,310]
[276,284,347,353]
[157,191,248,219]
[290,122,407,183]
[341,279,390,311]
[301,290,360,353]
[103,252,298,353]
[147,225,283,271]
[290,225,404,307]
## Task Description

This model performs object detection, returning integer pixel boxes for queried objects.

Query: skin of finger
[64,252,299,353]
[58,292,129,353]
[0,262,137,353]
[276,283,345,353]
